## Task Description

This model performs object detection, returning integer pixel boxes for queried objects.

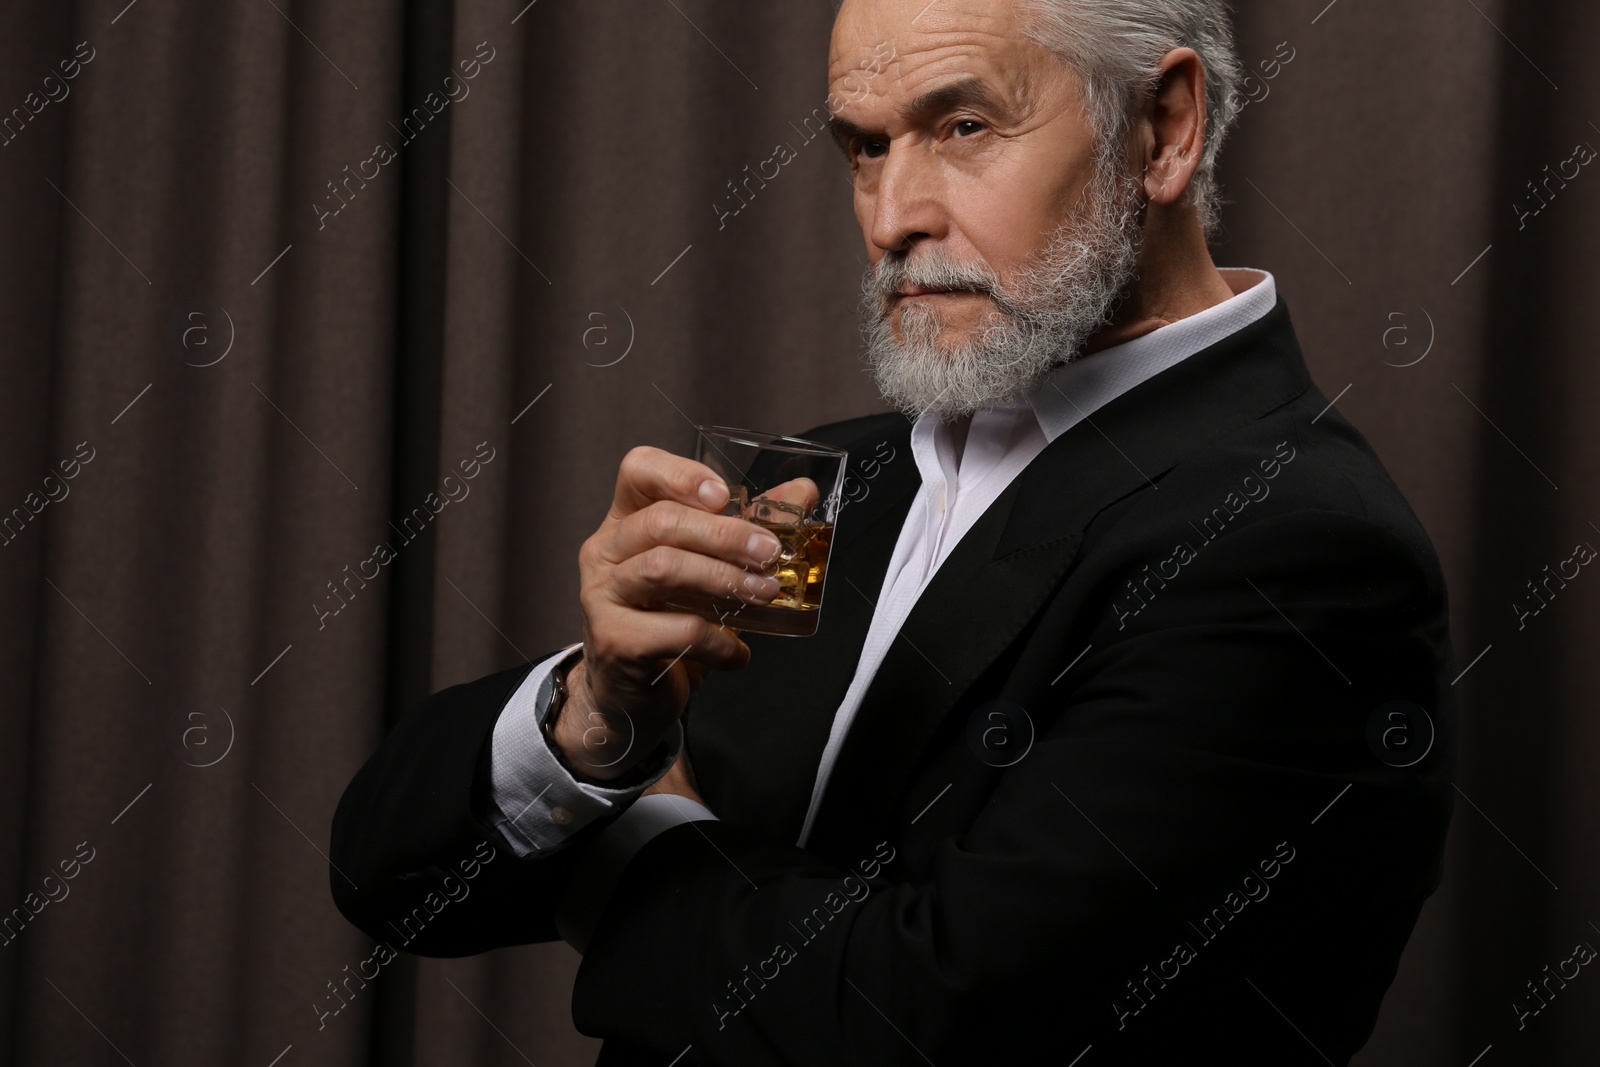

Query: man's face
[829,0,1144,418]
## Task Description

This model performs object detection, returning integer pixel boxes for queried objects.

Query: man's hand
[557,447,786,780]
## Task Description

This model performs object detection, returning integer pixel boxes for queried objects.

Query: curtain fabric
[0,1,1594,1063]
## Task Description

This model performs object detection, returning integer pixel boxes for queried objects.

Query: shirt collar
[907,268,1277,491]
[1025,268,1277,442]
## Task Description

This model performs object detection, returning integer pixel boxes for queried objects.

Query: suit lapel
[805,299,1314,859]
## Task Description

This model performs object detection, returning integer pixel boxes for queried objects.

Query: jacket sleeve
[328,655,669,954]
[566,509,1456,1064]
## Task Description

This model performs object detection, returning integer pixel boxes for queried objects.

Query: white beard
[860,164,1146,421]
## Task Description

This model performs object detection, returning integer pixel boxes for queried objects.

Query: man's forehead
[827,0,1029,82]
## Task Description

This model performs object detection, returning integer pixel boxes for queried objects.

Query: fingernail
[744,574,778,598]
[748,532,781,564]
[699,479,727,509]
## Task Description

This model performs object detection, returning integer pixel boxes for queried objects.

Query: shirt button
[549,805,573,826]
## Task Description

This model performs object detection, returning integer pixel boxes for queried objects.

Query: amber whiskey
[755,517,834,611]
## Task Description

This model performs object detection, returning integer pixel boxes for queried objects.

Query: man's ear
[1138,47,1208,207]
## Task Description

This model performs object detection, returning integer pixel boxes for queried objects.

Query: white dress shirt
[489,269,1278,940]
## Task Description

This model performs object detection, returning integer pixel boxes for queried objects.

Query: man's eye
[857,140,888,160]
[953,120,985,138]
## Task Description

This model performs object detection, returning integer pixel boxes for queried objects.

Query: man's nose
[867,146,948,254]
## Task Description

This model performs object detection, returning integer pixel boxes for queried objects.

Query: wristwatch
[535,649,580,749]
[534,649,669,789]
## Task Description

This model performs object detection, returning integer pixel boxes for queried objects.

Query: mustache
[871,253,999,299]
[868,252,1041,325]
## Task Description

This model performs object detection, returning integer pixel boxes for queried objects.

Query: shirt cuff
[486,642,680,857]
[555,793,720,953]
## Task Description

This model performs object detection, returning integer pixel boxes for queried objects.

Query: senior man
[331,1,1455,1063]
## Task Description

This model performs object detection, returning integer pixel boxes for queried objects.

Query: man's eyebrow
[827,76,1011,156]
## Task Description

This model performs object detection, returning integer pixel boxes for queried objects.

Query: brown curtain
[0,1,1593,1063]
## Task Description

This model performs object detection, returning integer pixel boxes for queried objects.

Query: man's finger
[604,500,782,571]
[754,476,821,516]
[610,445,729,520]
[609,544,781,610]
[584,603,751,674]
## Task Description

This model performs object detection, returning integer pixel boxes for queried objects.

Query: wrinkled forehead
[827,0,1056,108]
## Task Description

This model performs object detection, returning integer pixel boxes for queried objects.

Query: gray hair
[830,0,1243,235]
[1014,0,1242,235]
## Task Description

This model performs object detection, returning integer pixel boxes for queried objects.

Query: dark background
[1,0,1595,1063]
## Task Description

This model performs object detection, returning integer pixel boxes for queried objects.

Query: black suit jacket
[330,299,1456,1065]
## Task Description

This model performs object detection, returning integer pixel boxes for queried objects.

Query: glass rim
[695,424,848,459]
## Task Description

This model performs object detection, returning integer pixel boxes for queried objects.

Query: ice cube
[771,558,811,608]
